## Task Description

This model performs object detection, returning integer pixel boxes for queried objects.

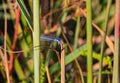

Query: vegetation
[0,0,119,83]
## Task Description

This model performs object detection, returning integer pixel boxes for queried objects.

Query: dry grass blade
[45,66,51,83]
[2,0,10,83]
[60,42,65,83]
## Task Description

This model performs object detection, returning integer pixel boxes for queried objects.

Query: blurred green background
[0,0,116,83]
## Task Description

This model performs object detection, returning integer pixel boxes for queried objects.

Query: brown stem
[9,7,20,73]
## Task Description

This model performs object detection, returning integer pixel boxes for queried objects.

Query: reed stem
[86,0,93,82]
[33,0,40,83]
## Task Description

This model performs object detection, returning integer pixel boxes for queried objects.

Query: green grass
[0,0,118,83]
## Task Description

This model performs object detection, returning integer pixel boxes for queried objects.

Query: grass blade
[98,0,112,83]
[74,7,84,83]
[17,0,33,31]
[50,44,87,74]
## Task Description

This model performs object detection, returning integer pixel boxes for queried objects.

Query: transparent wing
[40,35,62,44]
[0,36,61,53]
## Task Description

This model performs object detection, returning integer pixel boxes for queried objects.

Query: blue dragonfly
[40,35,63,55]
[0,35,62,53]
[40,35,62,45]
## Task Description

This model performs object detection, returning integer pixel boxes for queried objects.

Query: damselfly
[0,35,62,53]
[40,35,63,55]
[40,35,62,44]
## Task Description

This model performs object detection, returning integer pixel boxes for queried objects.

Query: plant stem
[98,0,111,83]
[74,8,84,83]
[112,0,120,83]
[33,0,40,83]
[61,42,65,83]
[2,1,10,83]
[86,0,93,83]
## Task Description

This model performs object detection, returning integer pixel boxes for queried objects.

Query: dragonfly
[40,35,63,54]
[0,35,62,53]
[40,35,62,45]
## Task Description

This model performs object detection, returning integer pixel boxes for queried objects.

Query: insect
[0,35,62,53]
[40,35,63,55]
[40,35,62,45]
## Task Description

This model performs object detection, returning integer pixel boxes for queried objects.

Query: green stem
[74,9,84,83]
[86,0,93,83]
[98,0,111,83]
[33,0,40,83]
[112,0,120,83]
